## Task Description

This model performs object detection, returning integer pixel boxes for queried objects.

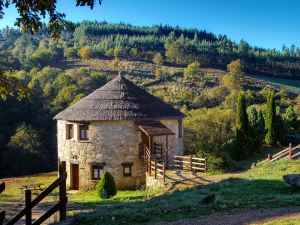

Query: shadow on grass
[71,177,300,225]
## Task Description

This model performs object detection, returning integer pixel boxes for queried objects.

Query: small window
[178,119,183,138]
[91,165,102,180]
[122,163,133,177]
[79,124,89,140]
[66,124,74,140]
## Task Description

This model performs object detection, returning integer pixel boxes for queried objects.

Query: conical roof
[54,75,185,122]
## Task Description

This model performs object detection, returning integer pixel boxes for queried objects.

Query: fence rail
[173,155,207,173]
[6,161,67,225]
[264,143,300,162]
[150,160,166,182]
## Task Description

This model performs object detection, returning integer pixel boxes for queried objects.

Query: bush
[96,171,117,199]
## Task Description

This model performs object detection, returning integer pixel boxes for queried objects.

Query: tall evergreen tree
[265,92,277,145]
[234,92,250,159]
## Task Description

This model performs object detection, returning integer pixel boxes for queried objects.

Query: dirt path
[166,207,300,225]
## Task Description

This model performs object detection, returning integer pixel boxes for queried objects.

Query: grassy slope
[73,160,300,225]
[246,74,300,94]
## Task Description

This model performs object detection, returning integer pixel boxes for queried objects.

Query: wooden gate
[5,161,67,225]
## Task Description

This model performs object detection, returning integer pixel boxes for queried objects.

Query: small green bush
[96,171,117,199]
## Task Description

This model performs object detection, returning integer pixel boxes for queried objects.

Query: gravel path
[166,207,300,225]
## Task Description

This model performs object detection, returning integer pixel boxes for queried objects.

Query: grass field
[73,160,300,225]
[247,74,300,94]
[1,159,299,225]
[251,217,300,225]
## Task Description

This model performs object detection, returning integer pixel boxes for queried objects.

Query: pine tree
[265,92,277,145]
[235,92,250,160]
[96,171,117,199]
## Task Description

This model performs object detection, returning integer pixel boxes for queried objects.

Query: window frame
[90,165,103,180]
[66,124,74,140]
[122,163,133,177]
[78,124,89,141]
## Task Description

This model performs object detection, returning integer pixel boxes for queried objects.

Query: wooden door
[70,164,79,190]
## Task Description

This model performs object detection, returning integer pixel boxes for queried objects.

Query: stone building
[54,75,185,190]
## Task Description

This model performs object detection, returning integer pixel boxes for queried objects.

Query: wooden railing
[173,155,207,173]
[6,161,67,225]
[0,182,5,225]
[266,143,300,162]
[149,160,166,182]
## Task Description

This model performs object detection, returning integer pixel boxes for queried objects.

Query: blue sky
[1,0,299,50]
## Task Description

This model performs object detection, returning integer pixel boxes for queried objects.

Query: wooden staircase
[140,143,209,185]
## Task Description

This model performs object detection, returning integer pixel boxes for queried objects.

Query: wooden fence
[149,160,166,182]
[173,155,207,173]
[6,161,67,225]
[266,143,300,162]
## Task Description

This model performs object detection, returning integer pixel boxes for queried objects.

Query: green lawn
[247,74,300,94]
[73,160,300,225]
[0,172,58,204]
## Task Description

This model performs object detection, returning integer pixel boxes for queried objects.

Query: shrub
[96,171,117,199]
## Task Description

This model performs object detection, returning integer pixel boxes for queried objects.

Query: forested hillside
[0,21,299,177]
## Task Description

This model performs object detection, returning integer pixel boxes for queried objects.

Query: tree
[165,41,184,64]
[0,0,103,40]
[155,67,162,80]
[78,47,92,60]
[283,106,297,129]
[265,92,277,145]
[96,171,117,199]
[222,59,243,91]
[114,46,122,59]
[153,53,163,65]
[8,123,43,154]
[0,71,28,100]
[184,61,201,80]
[234,92,250,160]
[64,47,78,59]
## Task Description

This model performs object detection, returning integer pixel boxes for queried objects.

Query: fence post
[163,163,166,183]
[154,161,157,179]
[25,190,31,225]
[190,155,193,171]
[59,161,67,221]
[268,154,272,160]
[288,143,292,159]
[204,157,208,173]
[0,211,4,225]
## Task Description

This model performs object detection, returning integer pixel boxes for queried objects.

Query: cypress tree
[235,92,250,160]
[265,92,277,145]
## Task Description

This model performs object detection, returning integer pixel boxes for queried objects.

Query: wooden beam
[25,190,32,225]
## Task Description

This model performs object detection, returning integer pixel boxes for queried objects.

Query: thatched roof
[54,75,185,122]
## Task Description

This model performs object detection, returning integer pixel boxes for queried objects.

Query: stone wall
[57,118,184,190]
[57,120,145,190]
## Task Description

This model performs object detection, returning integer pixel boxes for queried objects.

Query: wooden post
[288,143,292,159]
[204,157,208,173]
[0,211,5,225]
[25,190,31,225]
[149,136,152,176]
[268,154,272,160]
[190,155,193,171]
[166,135,169,169]
[59,161,67,221]
[154,161,157,179]
[163,163,166,182]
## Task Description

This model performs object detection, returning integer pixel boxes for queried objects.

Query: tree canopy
[0,0,103,40]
